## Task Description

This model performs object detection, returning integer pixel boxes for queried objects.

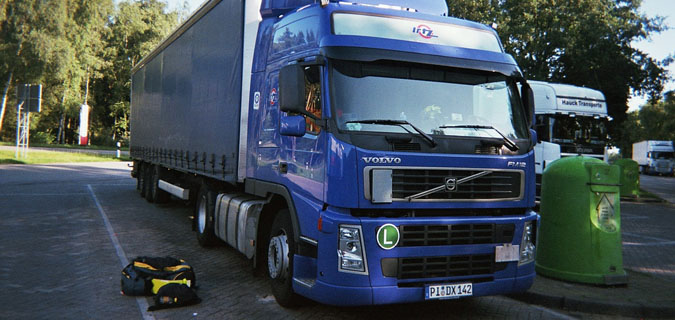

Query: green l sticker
[377,224,400,250]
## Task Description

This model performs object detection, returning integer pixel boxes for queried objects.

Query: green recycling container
[614,158,640,198]
[536,156,628,285]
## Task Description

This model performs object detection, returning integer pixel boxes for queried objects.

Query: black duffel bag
[121,256,196,296]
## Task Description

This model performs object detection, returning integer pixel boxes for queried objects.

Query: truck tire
[135,162,143,192]
[195,184,218,247]
[140,163,151,199]
[148,165,170,203]
[144,166,155,203]
[267,210,302,307]
[137,162,146,197]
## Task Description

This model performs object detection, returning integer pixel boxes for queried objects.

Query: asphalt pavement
[0,162,575,319]
[638,174,675,203]
[0,161,673,319]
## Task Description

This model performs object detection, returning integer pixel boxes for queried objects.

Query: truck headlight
[338,225,368,274]
[519,221,536,265]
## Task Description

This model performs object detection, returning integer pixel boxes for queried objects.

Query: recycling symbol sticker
[595,193,617,233]
[377,224,400,250]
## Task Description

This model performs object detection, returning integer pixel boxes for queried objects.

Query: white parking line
[87,184,154,320]
[531,305,578,320]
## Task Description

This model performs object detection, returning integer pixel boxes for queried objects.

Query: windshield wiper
[439,125,519,151]
[346,119,436,147]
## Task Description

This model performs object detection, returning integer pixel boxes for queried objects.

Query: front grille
[392,254,505,280]
[657,161,670,169]
[399,224,515,247]
[391,169,522,201]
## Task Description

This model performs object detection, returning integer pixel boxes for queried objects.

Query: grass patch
[0,141,129,151]
[0,150,127,165]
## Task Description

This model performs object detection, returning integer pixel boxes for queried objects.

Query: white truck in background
[529,81,612,195]
[632,140,674,175]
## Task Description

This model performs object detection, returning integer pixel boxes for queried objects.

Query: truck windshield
[550,115,607,146]
[330,60,529,140]
[652,152,674,160]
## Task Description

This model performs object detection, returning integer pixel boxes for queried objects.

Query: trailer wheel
[267,210,302,307]
[139,163,150,199]
[195,184,218,247]
[135,162,142,192]
[148,165,170,203]
[144,166,156,203]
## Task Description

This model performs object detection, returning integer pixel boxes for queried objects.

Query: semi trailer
[130,0,539,306]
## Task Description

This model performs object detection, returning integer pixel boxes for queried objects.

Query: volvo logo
[362,157,401,164]
[406,170,491,200]
[444,178,457,192]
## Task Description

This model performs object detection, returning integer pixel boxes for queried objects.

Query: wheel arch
[246,179,301,269]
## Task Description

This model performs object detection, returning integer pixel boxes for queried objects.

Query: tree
[47,0,113,144]
[91,0,180,145]
[618,90,675,154]
[446,0,670,148]
[0,0,180,145]
[0,0,52,135]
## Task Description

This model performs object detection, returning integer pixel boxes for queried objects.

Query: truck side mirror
[279,64,306,114]
[521,83,535,128]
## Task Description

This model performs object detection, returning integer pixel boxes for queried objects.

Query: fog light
[338,225,368,274]
[519,221,536,265]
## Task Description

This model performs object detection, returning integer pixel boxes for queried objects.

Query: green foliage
[446,0,670,148]
[0,0,182,147]
[30,131,56,144]
[618,91,675,154]
[92,0,180,144]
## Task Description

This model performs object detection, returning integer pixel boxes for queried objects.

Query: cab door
[255,72,281,181]
[279,65,326,202]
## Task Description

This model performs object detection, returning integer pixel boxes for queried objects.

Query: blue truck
[130,0,539,307]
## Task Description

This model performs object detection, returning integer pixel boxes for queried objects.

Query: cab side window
[304,66,321,134]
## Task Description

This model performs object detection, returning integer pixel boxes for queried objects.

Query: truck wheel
[148,165,170,203]
[195,184,218,247]
[267,210,302,307]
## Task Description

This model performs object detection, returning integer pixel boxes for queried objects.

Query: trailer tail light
[338,225,368,274]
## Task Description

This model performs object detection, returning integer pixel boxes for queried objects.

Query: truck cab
[248,0,538,305]
[633,140,674,175]
[529,81,611,195]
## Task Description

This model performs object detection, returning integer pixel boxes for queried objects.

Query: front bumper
[295,272,535,306]
[292,208,539,306]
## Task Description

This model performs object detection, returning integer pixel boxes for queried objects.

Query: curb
[508,290,675,318]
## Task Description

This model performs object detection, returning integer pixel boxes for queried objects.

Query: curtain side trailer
[130,0,539,306]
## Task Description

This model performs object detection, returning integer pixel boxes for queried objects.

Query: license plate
[425,283,473,300]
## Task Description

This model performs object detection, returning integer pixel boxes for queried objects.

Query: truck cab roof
[529,81,608,117]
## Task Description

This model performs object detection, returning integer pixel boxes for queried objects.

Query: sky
[627,0,675,111]
[164,0,205,14]
[161,0,674,111]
